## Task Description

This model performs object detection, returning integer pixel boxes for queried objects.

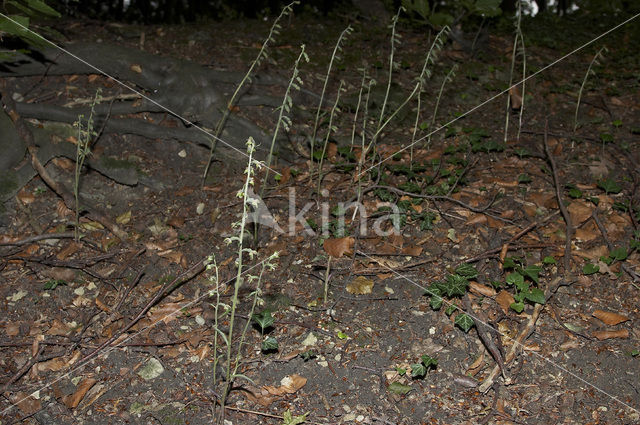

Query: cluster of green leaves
[0,0,60,59]
[425,263,477,332]
[252,309,278,352]
[410,354,438,378]
[502,256,545,313]
[583,237,639,276]
[402,0,502,29]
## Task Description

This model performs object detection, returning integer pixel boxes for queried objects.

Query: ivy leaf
[299,350,316,361]
[543,256,556,265]
[387,382,412,395]
[252,310,275,332]
[410,363,427,378]
[261,336,278,352]
[445,303,458,316]
[430,294,443,310]
[454,264,478,279]
[421,355,438,368]
[597,178,621,194]
[444,274,469,297]
[43,280,67,290]
[281,409,308,425]
[454,313,475,332]
[583,263,600,275]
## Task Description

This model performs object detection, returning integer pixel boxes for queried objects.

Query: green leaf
[428,12,454,28]
[612,119,623,127]
[510,302,524,313]
[444,273,469,297]
[337,331,348,340]
[563,322,585,333]
[474,0,502,16]
[43,280,66,290]
[599,133,614,143]
[524,288,545,305]
[26,0,61,17]
[502,257,517,269]
[454,313,474,332]
[445,303,458,316]
[609,247,628,261]
[387,382,412,395]
[582,263,599,275]
[410,363,427,378]
[517,173,532,184]
[522,265,542,284]
[630,349,639,357]
[600,255,613,266]
[420,354,438,368]
[454,264,478,279]
[597,178,621,194]
[430,294,443,310]
[299,350,316,361]
[542,256,556,265]
[252,310,275,331]
[568,188,582,198]
[395,367,406,376]
[281,409,308,425]
[505,272,524,286]
[262,336,279,352]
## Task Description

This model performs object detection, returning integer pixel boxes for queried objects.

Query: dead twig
[0,232,76,246]
[543,119,573,276]
[0,345,46,393]
[478,300,545,393]
[463,294,506,380]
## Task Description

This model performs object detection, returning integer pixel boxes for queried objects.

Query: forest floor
[1,7,640,425]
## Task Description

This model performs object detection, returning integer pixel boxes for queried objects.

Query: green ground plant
[202,1,298,185]
[263,43,308,194]
[72,89,101,241]
[317,80,344,195]
[504,0,526,142]
[310,24,352,172]
[574,46,607,133]
[215,137,279,423]
[411,25,449,164]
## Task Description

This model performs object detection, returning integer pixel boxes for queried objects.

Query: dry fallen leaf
[567,200,593,224]
[401,246,423,256]
[62,377,97,408]
[592,309,629,326]
[592,329,629,340]
[346,276,374,295]
[323,237,354,258]
[468,281,496,297]
[495,290,515,314]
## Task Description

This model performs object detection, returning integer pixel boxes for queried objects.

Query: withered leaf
[592,309,629,326]
[323,237,354,258]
